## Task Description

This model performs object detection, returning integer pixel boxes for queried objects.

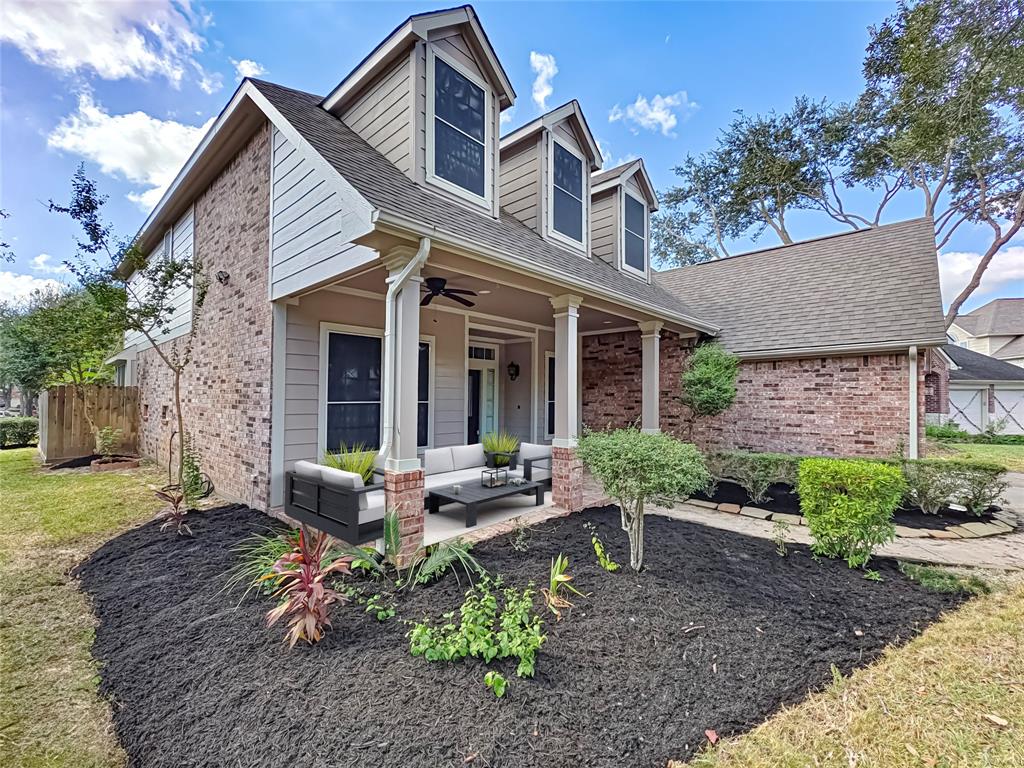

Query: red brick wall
[924,348,949,416]
[137,122,273,508]
[582,330,928,458]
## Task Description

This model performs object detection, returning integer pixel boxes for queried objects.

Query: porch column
[383,247,424,564]
[550,294,584,512]
[638,321,663,433]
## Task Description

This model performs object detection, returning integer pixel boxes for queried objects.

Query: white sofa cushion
[293,460,322,481]
[424,467,486,491]
[518,442,550,462]
[451,443,486,470]
[423,447,455,476]
[360,490,386,523]
[319,466,368,511]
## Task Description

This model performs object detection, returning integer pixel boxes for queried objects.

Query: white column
[639,320,663,433]
[384,248,423,471]
[550,294,582,447]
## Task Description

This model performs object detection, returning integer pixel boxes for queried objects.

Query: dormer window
[622,191,648,276]
[550,139,585,246]
[427,49,490,205]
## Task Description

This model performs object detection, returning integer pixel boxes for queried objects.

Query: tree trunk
[943,220,1023,328]
[21,390,33,416]
[173,368,185,485]
[628,498,645,571]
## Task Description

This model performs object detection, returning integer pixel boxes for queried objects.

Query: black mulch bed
[693,480,998,530]
[77,504,966,768]
[49,453,101,470]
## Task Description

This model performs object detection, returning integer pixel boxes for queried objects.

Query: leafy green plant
[541,554,587,621]
[678,342,739,435]
[951,461,1008,515]
[510,524,530,552]
[706,451,803,504]
[180,431,206,509]
[577,427,710,570]
[863,569,883,582]
[900,459,960,514]
[225,529,295,598]
[484,670,507,698]
[94,426,122,461]
[410,539,485,589]
[926,421,968,441]
[771,520,790,557]
[155,487,191,536]
[0,417,38,447]
[364,593,396,621]
[584,521,620,572]
[408,576,545,678]
[263,527,354,648]
[899,562,990,596]
[323,442,377,484]
[482,430,520,467]
[798,458,905,568]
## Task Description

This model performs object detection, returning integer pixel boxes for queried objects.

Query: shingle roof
[655,219,947,357]
[945,344,1024,381]
[953,298,1024,336]
[252,79,713,330]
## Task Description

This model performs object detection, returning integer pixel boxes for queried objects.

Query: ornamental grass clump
[324,442,377,484]
[798,458,906,568]
[577,427,710,571]
[262,527,354,648]
[482,430,520,467]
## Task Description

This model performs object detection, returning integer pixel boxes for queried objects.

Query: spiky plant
[540,553,587,621]
[262,527,354,648]
[482,431,520,467]
[410,539,485,589]
[324,442,377,484]
[225,529,295,598]
[155,488,191,536]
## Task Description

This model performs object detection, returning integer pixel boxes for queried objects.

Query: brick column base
[551,445,584,513]
[384,468,424,567]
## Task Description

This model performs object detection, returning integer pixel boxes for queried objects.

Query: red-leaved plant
[262,527,353,648]
[155,488,191,536]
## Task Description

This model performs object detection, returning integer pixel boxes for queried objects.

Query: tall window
[545,354,556,437]
[551,141,584,244]
[431,55,486,199]
[623,192,647,274]
[324,332,430,452]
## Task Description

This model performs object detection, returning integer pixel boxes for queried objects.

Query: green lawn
[0,448,164,768]
[929,441,1024,473]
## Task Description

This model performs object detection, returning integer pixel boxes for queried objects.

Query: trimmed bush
[0,417,38,448]
[898,458,1008,516]
[900,460,961,515]
[798,458,906,568]
[950,460,1009,515]
[925,421,969,441]
[705,450,802,504]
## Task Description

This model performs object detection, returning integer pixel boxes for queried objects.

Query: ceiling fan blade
[446,293,475,307]
[420,293,435,306]
[443,288,478,296]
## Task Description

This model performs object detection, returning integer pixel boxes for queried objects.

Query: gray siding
[498,138,540,228]
[340,56,413,175]
[502,340,533,442]
[590,188,617,265]
[270,126,376,298]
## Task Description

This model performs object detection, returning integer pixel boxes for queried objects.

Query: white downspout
[908,346,919,459]
[377,238,430,466]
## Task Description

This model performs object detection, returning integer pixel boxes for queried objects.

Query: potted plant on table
[482,430,520,469]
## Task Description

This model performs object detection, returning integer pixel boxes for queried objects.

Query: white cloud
[31,254,67,275]
[232,58,266,79]
[595,138,636,169]
[609,91,699,138]
[0,272,63,304]
[47,93,214,212]
[529,51,557,112]
[939,246,1024,306]
[0,0,217,91]
[500,107,516,126]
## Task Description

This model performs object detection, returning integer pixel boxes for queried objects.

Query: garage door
[949,387,985,433]
[993,387,1024,435]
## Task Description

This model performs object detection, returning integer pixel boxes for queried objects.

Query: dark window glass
[326,403,380,451]
[326,333,381,403]
[625,231,645,271]
[434,120,485,196]
[623,195,646,271]
[417,342,430,447]
[553,143,582,197]
[553,187,583,241]
[546,356,556,435]
[417,402,429,448]
[624,195,646,237]
[434,57,484,141]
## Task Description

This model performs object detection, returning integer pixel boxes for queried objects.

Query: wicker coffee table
[427,480,544,527]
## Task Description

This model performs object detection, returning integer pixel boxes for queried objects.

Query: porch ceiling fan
[420,276,477,307]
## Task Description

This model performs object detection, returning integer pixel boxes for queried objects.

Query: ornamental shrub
[0,416,38,447]
[798,458,906,568]
[678,342,739,423]
[577,427,710,570]
[900,459,961,515]
[898,458,1007,516]
[950,461,1008,515]
[706,450,802,503]
[925,421,969,441]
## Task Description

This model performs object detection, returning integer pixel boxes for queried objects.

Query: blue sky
[2,1,1021,310]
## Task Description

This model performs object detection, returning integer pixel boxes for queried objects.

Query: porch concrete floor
[423,489,555,545]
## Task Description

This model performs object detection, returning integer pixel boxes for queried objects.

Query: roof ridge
[655,217,934,275]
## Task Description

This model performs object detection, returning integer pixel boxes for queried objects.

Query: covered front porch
[269,236,696,551]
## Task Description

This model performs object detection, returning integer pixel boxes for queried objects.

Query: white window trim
[546,134,588,252]
[425,45,493,210]
[544,351,556,439]
[317,322,435,461]
[620,188,649,280]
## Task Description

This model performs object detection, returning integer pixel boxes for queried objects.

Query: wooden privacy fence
[38,385,139,463]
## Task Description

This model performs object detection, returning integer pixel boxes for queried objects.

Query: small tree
[678,342,739,438]
[576,428,710,571]
[51,167,210,485]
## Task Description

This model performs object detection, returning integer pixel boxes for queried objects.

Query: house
[930,344,1024,435]
[108,5,947,553]
[948,298,1024,368]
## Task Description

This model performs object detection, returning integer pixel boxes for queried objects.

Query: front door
[467,344,498,443]
[467,369,481,443]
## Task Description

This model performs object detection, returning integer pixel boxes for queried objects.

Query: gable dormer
[590,159,658,281]
[321,6,515,217]
[499,100,602,254]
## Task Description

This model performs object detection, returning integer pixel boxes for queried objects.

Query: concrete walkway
[650,472,1024,571]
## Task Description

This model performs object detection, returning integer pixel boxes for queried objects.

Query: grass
[0,447,165,768]
[675,577,1024,768]
[928,441,1024,473]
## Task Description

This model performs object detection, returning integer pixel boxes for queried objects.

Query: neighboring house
[108,5,947,552]
[948,298,1024,368]
[933,344,1024,435]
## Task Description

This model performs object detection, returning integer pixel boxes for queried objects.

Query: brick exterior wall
[551,445,584,512]
[924,347,950,416]
[385,468,425,566]
[136,122,274,508]
[582,330,928,458]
